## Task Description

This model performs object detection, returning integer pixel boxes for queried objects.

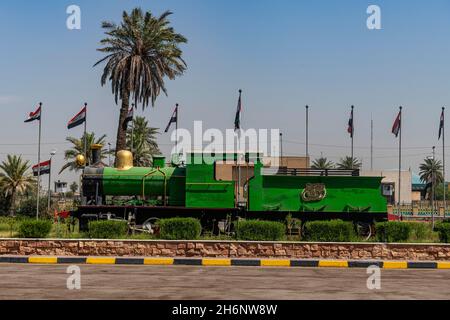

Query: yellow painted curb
[318,260,349,268]
[383,261,408,269]
[260,259,291,267]
[86,257,116,265]
[143,258,174,265]
[28,257,58,264]
[437,262,450,269]
[202,259,232,266]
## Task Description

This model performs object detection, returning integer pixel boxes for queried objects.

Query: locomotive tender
[72,146,388,232]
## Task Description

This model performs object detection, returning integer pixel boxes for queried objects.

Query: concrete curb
[1,256,450,269]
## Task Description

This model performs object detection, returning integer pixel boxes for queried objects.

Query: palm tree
[94,8,187,154]
[127,116,161,166]
[337,156,362,170]
[60,132,108,174]
[311,157,334,170]
[0,155,35,215]
[419,158,443,199]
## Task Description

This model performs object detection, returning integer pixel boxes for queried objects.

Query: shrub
[406,222,433,242]
[17,197,49,218]
[88,220,128,239]
[303,220,356,242]
[436,223,450,243]
[17,219,53,238]
[235,220,285,241]
[375,222,411,243]
[158,218,202,240]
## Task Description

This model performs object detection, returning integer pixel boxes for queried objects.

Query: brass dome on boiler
[116,150,134,170]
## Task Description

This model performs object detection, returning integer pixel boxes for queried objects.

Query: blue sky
[1,0,450,185]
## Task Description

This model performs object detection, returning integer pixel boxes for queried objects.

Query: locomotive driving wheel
[355,222,373,240]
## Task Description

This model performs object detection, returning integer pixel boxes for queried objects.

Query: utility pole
[107,144,111,166]
[280,132,283,166]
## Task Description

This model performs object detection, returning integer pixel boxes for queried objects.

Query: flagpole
[398,106,403,220]
[371,116,374,171]
[351,105,354,160]
[83,103,87,162]
[176,103,179,155]
[131,103,135,154]
[305,105,309,159]
[237,90,242,207]
[443,107,446,218]
[36,102,42,220]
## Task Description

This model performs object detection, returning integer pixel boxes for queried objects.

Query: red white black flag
[392,110,401,138]
[68,106,87,129]
[24,105,41,123]
[32,160,51,176]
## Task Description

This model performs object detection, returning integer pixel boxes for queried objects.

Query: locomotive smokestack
[91,144,103,165]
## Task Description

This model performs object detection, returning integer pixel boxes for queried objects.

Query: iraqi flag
[347,107,354,138]
[164,105,178,133]
[392,110,401,138]
[234,90,242,132]
[439,108,445,140]
[68,106,87,129]
[32,160,51,176]
[24,105,41,123]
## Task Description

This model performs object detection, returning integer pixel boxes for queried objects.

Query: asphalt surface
[0,264,449,300]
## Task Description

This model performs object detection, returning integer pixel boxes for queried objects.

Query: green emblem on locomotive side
[301,183,327,202]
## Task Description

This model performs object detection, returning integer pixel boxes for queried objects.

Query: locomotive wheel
[356,222,373,240]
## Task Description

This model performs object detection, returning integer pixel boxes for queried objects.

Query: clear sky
[1,0,450,187]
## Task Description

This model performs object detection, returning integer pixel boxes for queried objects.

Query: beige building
[361,170,412,204]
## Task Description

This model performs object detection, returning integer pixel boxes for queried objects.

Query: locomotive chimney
[91,144,103,165]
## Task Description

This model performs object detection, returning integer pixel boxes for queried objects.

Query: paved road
[0,264,449,300]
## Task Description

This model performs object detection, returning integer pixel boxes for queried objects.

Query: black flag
[234,90,242,132]
[165,105,178,133]
[439,109,445,140]
[347,107,354,138]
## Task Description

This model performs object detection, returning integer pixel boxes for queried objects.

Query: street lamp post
[48,149,57,215]
[108,143,112,167]
[432,146,436,229]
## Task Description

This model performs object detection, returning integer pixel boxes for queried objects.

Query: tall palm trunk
[115,89,130,156]
[9,190,16,217]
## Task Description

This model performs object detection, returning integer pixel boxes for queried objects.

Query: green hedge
[88,220,128,239]
[235,220,285,241]
[158,218,202,240]
[303,220,356,242]
[375,222,411,243]
[405,222,433,242]
[436,222,450,243]
[17,219,53,238]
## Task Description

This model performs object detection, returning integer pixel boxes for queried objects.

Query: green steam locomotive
[72,146,388,234]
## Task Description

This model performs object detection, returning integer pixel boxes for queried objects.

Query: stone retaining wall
[1,239,450,261]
